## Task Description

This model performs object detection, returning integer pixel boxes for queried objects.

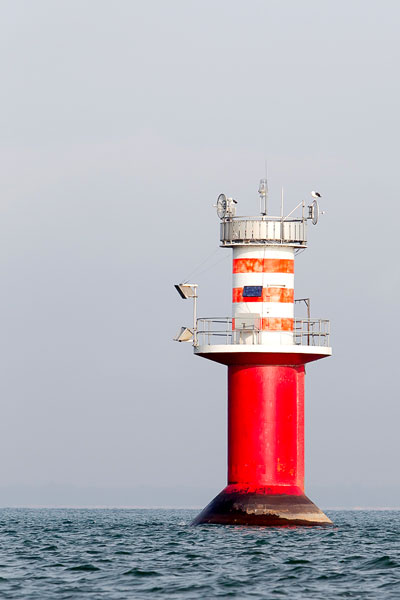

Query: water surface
[0,508,399,598]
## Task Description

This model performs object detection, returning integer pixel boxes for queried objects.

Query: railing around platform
[195,317,330,347]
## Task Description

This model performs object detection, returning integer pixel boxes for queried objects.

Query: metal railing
[220,215,307,247]
[195,317,330,347]
[293,318,330,347]
[196,317,234,346]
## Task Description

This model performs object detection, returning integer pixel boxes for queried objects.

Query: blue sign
[242,286,263,298]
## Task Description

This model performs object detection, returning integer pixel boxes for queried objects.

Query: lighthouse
[174,181,332,526]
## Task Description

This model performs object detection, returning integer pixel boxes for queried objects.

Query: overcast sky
[0,0,399,507]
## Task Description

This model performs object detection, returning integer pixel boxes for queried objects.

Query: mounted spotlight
[174,327,194,343]
[174,284,197,299]
[174,283,198,345]
[214,194,237,220]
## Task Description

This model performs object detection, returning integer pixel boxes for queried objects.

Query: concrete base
[191,486,333,527]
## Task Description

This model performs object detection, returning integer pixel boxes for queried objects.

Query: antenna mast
[258,161,268,216]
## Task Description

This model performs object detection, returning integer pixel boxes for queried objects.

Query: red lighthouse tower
[175,182,332,526]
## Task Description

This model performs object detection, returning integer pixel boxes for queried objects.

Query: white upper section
[232,245,295,345]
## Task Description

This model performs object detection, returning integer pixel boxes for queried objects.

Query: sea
[0,508,399,599]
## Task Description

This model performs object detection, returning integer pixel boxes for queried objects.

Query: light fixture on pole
[174,326,194,343]
[174,283,198,345]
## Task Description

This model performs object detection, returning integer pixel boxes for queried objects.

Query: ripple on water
[67,564,100,572]
[0,509,399,599]
[123,567,160,577]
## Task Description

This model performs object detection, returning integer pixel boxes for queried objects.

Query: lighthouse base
[191,485,332,527]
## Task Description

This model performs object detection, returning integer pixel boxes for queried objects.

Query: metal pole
[193,290,197,346]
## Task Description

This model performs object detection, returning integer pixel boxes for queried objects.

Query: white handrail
[196,317,330,347]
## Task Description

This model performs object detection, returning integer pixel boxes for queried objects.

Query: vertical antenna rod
[258,161,268,216]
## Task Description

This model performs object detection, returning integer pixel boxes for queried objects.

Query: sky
[0,0,399,507]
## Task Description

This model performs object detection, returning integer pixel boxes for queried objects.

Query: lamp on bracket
[174,283,198,345]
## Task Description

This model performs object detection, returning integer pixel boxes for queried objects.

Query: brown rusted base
[191,488,333,527]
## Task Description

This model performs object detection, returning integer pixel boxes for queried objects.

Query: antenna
[258,160,268,216]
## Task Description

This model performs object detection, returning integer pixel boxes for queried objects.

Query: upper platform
[220,215,307,248]
[193,317,331,365]
[194,344,331,366]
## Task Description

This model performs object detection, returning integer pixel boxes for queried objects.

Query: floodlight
[174,284,197,299]
[174,327,194,343]
[174,283,198,345]
[216,193,227,219]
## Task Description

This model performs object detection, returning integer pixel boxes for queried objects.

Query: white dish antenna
[309,198,320,225]
[216,193,227,219]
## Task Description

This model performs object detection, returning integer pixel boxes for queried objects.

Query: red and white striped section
[232,246,295,345]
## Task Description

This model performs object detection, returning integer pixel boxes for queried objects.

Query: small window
[242,285,263,298]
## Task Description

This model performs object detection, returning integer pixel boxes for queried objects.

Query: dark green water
[0,508,399,599]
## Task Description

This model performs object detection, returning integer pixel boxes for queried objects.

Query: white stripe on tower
[233,272,294,288]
